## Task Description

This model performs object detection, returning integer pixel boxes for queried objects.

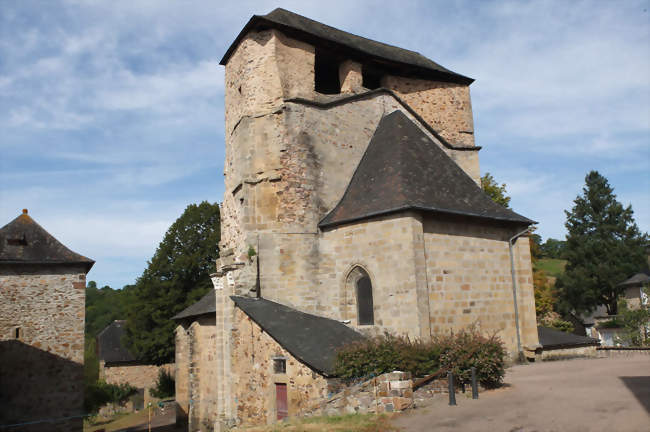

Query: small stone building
[96,320,174,407]
[179,8,540,430]
[0,209,94,432]
[174,291,364,430]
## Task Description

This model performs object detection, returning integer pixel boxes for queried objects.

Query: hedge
[333,327,506,388]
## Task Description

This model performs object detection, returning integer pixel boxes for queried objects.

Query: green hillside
[534,258,567,278]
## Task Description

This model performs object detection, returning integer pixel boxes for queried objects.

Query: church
[174,8,539,430]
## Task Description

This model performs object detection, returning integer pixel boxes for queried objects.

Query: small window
[362,66,382,90]
[15,327,20,339]
[356,275,374,325]
[315,49,340,94]
[273,357,286,374]
[7,235,27,246]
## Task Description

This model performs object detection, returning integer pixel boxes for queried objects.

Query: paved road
[392,356,650,432]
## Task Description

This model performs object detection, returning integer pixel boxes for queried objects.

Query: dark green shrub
[150,368,175,399]
[84,380,138,414]
[334,327,506,388]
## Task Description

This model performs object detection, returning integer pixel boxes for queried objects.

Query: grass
[238,413,397,432]
[535,258,567,278]
[83,410,148,431]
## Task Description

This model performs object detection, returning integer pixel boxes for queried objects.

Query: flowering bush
[333,327,506,388]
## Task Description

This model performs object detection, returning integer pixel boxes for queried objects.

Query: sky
[1,0,648,289]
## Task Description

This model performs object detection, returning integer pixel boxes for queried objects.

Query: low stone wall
[540,345,598,361]
[596,347,650,357]
[304,371,414,417]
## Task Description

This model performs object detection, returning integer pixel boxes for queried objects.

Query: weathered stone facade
[178,9,540,429]
[0,211,93,431]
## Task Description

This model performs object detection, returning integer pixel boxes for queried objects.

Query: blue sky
[1,1,648,289]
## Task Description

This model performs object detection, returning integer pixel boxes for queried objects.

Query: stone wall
[306,371,414,417]
[383,75,475,148]
[175,316,217,432]
[230,306,330,426]
[175,324,190,421]
[423,217,539,355]
[99,361,174,404]
[0,265,86,431]
[540,345,598,361]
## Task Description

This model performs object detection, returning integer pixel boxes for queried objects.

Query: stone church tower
[179,8,539,429]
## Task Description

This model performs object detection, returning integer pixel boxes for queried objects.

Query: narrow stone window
[314,49,341,94]
[14,327,20,339]
[356,275,374,325]
[362,65,382,90]
[273,357,286,374]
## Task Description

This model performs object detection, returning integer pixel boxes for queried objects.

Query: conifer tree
[558,171,647,315]
[125,201,220,364]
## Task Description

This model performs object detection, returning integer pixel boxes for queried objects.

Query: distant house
[97,320,174,407]
[580,260,649,346]
[0,209,94,432]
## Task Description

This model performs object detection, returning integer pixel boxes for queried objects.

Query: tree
[125,201,220,364]
[481,172,511,208]
[557,171,647,315]
[540,238,566,259]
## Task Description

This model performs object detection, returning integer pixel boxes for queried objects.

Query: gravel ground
[392,356,650,432]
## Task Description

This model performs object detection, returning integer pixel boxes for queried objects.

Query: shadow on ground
[619,376,650,414]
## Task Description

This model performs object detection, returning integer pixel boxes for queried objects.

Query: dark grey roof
[0,210,94,272]
[96,320,136,363]
[619,269,650,287]
[220,8,472,85]
[172,290,216,320]
[319,111,534,228]
[231,296,366,376]
[538,326,600,350]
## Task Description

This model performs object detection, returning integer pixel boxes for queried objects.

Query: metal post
[448,372,457,406]
[471,367,479,399]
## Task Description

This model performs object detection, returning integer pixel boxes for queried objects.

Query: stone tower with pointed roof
[185,9,539,429]
[0,209,93,432]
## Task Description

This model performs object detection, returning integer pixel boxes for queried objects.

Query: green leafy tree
[540,238,567,259]
[557,171,647,315]
[125,201,220,364]
[480,172,511,208]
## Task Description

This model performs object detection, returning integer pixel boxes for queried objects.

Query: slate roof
[619,269,650,287]
[319,111,534,228]
[0,210,94,271]
[537,326,600,350]
[172,290,216,320]
[231,296,366,376]
[96,320,136,363]
[220,8,472,85]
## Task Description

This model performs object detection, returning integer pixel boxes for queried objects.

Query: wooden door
[275,383,288,420]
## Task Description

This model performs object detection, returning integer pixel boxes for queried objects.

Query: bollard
[471,367,479,399]
[448,372,457,406]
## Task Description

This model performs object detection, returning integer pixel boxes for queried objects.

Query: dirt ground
[392,356,649,432]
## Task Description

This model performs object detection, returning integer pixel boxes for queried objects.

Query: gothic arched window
[355,272,374,325]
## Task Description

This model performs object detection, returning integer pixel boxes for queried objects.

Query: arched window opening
[356,274,374,325]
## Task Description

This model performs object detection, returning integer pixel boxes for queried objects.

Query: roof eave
[0,259,95,272]
[219,15,474,86]
[319,206,535,230]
